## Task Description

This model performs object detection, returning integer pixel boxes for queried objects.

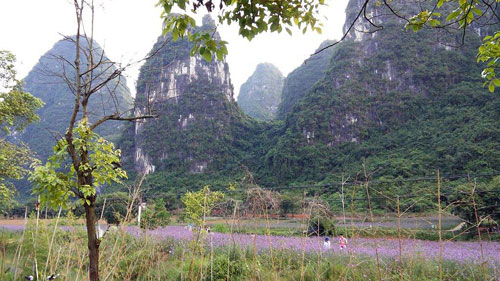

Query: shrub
[96,192,130,225]
[307,215,336,236]
[141,198,171,229]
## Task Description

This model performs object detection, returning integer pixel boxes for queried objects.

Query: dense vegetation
[9,3,499,220]
[0,51,43,211]
[265,24,499,183]
[120,3,500,216]
[120,16,257,177]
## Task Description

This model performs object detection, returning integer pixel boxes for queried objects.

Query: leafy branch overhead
[157,0,325,61]
[0,51,43,211]
[402,0,500,92]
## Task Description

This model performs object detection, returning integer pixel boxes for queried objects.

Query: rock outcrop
[125,16,243,175]
[237,63,283,121]
[21,37,133,162]
[277,40,335,119]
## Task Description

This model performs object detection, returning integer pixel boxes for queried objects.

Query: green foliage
[0,141,31,210]
[448,176,500,225]
[141,198,172,229]
[96,192,130,225]
[181,186,224,226]
[0,90,42,135]
[279,193,301,215]
[212,252,246,281]
[478,31,500,92]
[0,51,43,211]
[404,0,500,91]
[157,0,325,60]
[0,50,43,135]
[30,120,127,209]
[307,215,336,236]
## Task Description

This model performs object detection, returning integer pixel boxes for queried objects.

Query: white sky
[0,0,349,98]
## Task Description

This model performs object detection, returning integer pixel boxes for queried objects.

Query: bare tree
[29,1,160,280]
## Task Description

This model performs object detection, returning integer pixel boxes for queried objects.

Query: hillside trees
[449,176,500,226]
[0,51,43,212]
[330,0,500,91]
[28,1,156,280]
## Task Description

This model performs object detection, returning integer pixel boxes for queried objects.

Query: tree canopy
[158,0,325,61]
[0,51,43,211]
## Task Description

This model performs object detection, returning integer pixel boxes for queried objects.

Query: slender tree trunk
[84,198,100,281]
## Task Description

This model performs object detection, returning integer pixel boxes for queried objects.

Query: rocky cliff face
[277,40,335,119]
[119,1,498,191]
[126,16,243,175]
[285,0,483,147]
[237,63,283,121]
[21,38,133,162]
[264,0,500,182]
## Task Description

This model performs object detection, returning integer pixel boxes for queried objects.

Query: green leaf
[488,81,495,92]
[429,19,441,27]
[201,49,212,62]
[447,9,462,21]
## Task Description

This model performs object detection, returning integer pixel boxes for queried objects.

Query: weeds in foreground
[1,224,498,281]
[1,171,499,280]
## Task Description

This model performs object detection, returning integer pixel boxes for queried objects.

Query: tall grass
[1,173,499,280]
[1,224,497,281]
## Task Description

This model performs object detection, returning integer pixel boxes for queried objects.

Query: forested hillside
[277,40,335,119]
[14,38,133,199]
[125,1,498,199]
[16,2,499,205]
[119,16,268,193]
[264,0,500,187]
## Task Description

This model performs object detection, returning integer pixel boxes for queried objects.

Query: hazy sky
[0,0,349,98]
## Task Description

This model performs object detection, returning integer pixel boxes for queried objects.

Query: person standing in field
[339,234,348,250]
[323,237,331,250]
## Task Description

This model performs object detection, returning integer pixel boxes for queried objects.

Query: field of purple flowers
[2,222,499,266]
[147,225,500,266]
[2,221,500,280]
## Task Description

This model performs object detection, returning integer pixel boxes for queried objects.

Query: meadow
[1,212,499,281]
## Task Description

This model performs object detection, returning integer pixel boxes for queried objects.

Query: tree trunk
[84,198,100,281]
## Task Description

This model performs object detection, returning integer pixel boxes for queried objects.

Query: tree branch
[90,113,158,131]
[311,0,371,56]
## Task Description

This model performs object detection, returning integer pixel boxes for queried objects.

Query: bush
[280,194,300,216]
[211,223,230,233]
[307,215,336,236]
[212,250,246,281]
[96,192,130,225]
[141,198,171,229]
